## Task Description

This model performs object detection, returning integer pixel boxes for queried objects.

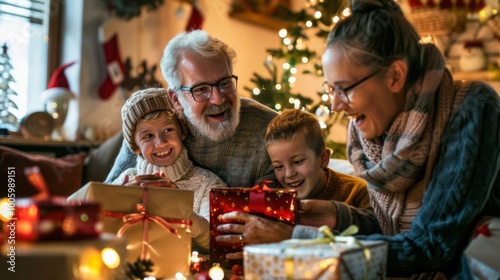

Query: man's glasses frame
[179,75,238,102]
[322,70,380,104]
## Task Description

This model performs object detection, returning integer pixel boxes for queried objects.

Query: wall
[64,0,327,144]
[64,0,500,146]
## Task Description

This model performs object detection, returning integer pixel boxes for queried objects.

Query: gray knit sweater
[292,82,500,278]
[106,98,278,187]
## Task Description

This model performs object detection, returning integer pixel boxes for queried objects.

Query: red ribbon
[473,222,491,238]
[101,187,191,261]
[249,180,273,214]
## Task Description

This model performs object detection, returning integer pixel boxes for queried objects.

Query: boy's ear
[320,148,332,168]
[134,148,141,155]
[168,89,183,112]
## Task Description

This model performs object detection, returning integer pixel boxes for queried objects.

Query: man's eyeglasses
[179,75,238,102]
[322,70,380,104]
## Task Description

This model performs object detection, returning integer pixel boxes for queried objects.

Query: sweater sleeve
[365,87,500,277]
[105,138,136,183]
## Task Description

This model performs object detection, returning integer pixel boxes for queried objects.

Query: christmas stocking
[186,2,204,31]
[99,33,125,100]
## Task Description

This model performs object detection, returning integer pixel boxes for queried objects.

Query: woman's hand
[298,199,338,229]
[122,171,178,188]
[216,211,294,260]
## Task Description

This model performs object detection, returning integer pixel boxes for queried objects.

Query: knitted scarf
[348,44,469,235]
[136,146,193,182]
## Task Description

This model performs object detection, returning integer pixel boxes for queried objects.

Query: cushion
[0,145,86,198]
[82,132,124,184]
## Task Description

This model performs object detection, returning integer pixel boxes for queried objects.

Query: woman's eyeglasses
[322,70,380,104]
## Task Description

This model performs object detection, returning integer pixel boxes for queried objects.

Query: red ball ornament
[231,264,244,276]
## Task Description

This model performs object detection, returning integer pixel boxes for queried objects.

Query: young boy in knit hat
[115,88,226,253]
[265,109,370,207]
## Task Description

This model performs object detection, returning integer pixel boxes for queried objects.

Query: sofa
[0,132,353,198]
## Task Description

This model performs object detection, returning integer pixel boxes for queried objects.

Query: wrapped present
[209,181,297,268]
[7,198,101,241]
[464,216,500,279]
[0,233,127,280]
[68,182,194,279]
[243,226,388,280]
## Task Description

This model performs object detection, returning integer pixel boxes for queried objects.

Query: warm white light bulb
[278,28,287,38]
[101,248,120,269]
[209,265,224,280]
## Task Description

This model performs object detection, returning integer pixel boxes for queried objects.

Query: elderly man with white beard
[105,30,278,188]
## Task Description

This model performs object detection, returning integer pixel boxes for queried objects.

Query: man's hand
[297,199,338,229]
[122,171,178,188]
[216,211,294,260]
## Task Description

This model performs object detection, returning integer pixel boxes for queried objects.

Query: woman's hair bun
[351,0,402,15]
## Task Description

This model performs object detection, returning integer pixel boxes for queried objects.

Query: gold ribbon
[102,186,191,261]
[284,225,372,280]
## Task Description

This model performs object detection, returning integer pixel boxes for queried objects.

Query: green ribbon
[284,225,371,280]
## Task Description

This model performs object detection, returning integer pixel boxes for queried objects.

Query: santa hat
[41,61,76,102]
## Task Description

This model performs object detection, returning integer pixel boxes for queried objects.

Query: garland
[105,0,165,20]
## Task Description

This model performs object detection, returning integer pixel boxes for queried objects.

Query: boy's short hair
[265,109,325,156]
[121,88,188,152]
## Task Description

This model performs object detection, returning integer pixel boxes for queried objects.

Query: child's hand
[124,172,178,188]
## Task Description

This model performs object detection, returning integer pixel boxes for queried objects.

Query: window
[0,0,59,125]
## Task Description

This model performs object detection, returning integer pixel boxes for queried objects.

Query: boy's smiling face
[134,114,184,167]
[266,134,330,199]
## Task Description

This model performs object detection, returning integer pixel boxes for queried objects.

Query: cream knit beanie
[121,88,172,152]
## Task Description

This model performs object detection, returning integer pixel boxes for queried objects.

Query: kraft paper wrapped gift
[0,233,127,280]
[209,182,297,268]
[68,182,194,279]
[464,217,500,279]
[243,236,388,280]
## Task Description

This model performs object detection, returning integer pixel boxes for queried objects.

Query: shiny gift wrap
[68,182,194,279]
[209,182,297,268]
[0,233,127,280]
[244,237,388,280]
[12,198,100,241]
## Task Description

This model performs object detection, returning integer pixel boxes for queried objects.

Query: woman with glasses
[219,0,499,278]
[316,0,499,277]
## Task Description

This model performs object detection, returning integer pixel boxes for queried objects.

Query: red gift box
[10,198,101,241]
[209,181,297,268]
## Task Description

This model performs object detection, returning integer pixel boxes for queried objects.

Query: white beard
[177,94,241,142]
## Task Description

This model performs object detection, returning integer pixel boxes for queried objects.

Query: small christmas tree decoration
[0,43,20,131]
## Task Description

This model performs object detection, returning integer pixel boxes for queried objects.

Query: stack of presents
[0,178,488,279]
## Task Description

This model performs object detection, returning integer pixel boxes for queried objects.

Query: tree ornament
[0,43,20,131]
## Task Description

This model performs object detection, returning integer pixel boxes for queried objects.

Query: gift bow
[248,180,273,214]
[102,186,191,261]
[250,180,273,191]
[283,225,372,280]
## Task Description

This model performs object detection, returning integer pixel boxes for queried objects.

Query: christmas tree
[246,0,349,158]
[0,43,19,131]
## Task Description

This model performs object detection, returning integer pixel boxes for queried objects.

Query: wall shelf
[452,70,499,81]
